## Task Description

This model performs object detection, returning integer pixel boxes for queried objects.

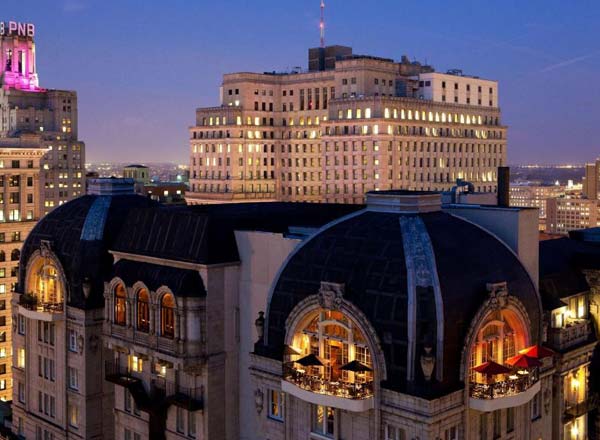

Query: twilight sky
[3,0,600,164]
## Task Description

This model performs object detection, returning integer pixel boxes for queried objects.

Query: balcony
[105,360,153,411]
[282,365,374,412]
[564,393,600,421]
[104,359,141,388]
[469,367,541,412]
[157,380,203,412]
[17,295,64,322]
[548,319,592,351]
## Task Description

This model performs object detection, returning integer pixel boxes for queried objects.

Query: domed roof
[265,208,541,397]
[18,194,156,309]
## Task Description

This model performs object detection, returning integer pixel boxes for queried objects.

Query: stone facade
[187,47,506,205]
[8,189,600,440]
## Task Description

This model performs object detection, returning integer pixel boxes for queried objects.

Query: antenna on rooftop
[320,0,325,48]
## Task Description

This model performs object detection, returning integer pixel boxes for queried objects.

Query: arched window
[10,249,19,261]
[136,289,150,332]
[114,283,127,326]
[469,309,529,382]
[291,310,373,384]
[0,251,5,262]
[160,293,175,338]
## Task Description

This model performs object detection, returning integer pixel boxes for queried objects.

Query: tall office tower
[0,21,85,214]
[187,46,506,205]
[583,159,600,200]
[0,20,85,406]
[0,135,46,402]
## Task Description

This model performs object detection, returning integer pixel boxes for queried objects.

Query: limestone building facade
[10,187,600,439]
[0,136,46,403]
[187,46,506,205]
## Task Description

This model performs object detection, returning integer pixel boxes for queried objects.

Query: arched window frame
[24,249,67,307]
[159,291,176,339]
[136,287,150,333]
[114,283,127,326]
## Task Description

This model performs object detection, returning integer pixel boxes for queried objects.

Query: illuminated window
[68,404,79,427]
[136,289,150,332]
[365,108,371,119]
[17,348,25,368]
[291,310,373,384]
[311,405,335,437]
[268,389,284,421]
[27,257,64,307]
[160,293,175,338]
[130,355,143,373]
[114,283,127,326]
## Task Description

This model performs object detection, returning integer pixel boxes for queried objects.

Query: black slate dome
[18,194,156,309]
[264,206,542,397]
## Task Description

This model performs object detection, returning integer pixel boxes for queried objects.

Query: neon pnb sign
[0,21,35,38]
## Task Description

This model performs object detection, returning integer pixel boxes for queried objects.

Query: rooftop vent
[365,190,442,213]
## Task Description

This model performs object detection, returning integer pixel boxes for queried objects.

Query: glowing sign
[0,21,35,38]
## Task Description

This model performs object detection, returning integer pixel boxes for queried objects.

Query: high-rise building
[510,183,566,231]
[187,46,506,205]
[0,20,85,406]
[0,135,46,402]
[583,159,600,200]
[0,20,85,214]
[546,197,600,234]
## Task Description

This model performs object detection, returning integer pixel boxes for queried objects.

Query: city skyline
[2,1,599,164]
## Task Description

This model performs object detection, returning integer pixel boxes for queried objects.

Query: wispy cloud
[539,50,600,73]
[62,0,88,13]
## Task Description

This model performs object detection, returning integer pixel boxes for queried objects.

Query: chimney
[497,166,510,207]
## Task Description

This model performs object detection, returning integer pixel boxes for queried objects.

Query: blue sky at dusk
[3,0,600,164]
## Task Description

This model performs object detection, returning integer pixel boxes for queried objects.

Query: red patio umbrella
[473,361,512,376]
[519,345,555,359]
[505,354,542,368]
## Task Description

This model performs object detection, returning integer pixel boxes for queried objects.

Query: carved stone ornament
[420,346,435,381]
[543,387,551,414]
[254,388,264,414]
[486,281,509,310]
[318,281,344,310]
[39,240,52,258]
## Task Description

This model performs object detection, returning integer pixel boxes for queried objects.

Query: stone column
[149,303,156,335]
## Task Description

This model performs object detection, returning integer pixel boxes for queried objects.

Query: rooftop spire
[320,0,325,48]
